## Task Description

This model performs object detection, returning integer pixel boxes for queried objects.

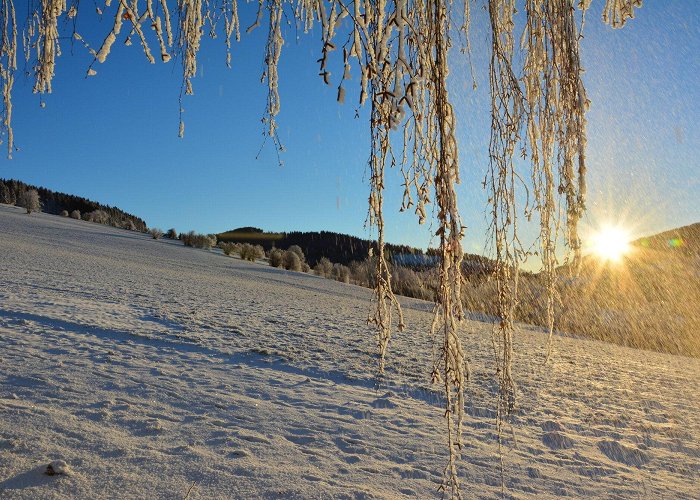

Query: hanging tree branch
[0,0,16,158]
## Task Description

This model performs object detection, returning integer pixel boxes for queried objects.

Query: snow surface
[1,204,698,499]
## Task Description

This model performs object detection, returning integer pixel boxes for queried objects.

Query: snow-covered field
[1,204,698,499]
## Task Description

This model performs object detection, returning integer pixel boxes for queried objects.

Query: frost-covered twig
[0,0,16,157]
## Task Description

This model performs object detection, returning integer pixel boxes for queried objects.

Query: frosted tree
[16,188,40,214]
[0,0,643,495]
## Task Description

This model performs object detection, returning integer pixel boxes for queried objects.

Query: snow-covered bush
[349,258,377,288]
[219,241,245,257]
[392,266,431,301]
[284,250,302,271]
[287,245,305,263]
[70,210,81,220]
[331,263,351,284]
[181,231,213,249]
[149,228,164,239]
[240,243,264,262]
[16,189,40,214]
[269,248,284,267]
[85,209,109,224]
[60,210,69,217]
[165,228,177,239]
[314,257,333,278]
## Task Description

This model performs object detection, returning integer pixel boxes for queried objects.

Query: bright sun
[590,225,631,263]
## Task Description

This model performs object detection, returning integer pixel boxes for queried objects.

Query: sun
[589,225,632,263]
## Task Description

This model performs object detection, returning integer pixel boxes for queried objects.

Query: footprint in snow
[342,455,362,464]
[333,436,367,455]
[526,466,542,478]
[301,474,323,482]
[541,420,564,432]
[132,418,165,435]
[370,393,398,409]
[284,434,316,446]
[234,430,271,444]
[228,449,251,459]
[542,431,575,450]
[0,438,21,450]
[598,440,650,467]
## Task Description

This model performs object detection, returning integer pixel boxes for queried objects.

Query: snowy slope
[1,204,698,499]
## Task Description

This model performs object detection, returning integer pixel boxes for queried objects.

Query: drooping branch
[0,0,16,158]
[31,0,66,94]
[365,0,406,375]
[177,0,204,136]
[427,0,467,493]
[487,0,522,423]
[520,0,589,363]
[261,0,283,141]
[602,0,642,28]
[367,95,405,374]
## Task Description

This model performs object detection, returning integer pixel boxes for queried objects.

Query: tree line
[0,179,147,232]
[217,226,485,269]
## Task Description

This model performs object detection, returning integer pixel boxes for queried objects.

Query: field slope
[1,204,698,498]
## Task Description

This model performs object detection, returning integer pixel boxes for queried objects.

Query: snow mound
[45,460,72,476]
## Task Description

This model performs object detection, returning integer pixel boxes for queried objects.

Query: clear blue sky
[2,2,698,262]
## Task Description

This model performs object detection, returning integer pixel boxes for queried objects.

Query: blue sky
[2,2,698,263]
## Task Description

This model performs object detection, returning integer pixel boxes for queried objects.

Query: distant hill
[217,228,423,267]
[218,226,497,273]
[631,222,700,256]
[0,178,147,232]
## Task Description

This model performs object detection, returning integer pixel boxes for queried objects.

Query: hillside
[631,222,700,256]
[1,204,699,498]
[0,179,147,232]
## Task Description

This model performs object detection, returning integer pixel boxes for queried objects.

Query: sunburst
[589,224,632,263]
